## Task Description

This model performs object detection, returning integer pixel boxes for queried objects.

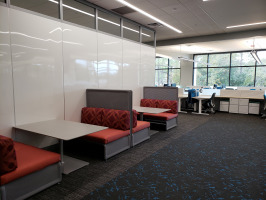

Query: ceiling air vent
[147,22,164,28]
[111,6,136,15]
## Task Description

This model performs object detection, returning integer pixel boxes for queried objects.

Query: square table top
[133,106,170,114]
[14,119,108,140]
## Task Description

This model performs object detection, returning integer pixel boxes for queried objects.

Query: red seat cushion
[81,107,103,126]
[144,113,178,121]
[102,109,130,131]
[133,121,150,133]
[157,99,178,114]
[140,99,158,108]
[0,136,17,176]
[83,128,130,144]
[0,142,60,186]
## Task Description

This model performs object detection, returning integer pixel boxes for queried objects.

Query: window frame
[155,57,181,86]
[193,49,266,87]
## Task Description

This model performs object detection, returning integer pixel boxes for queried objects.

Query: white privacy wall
[0,6,155,146]
[63,23,98,122]
[0,6,15,137]
[122,40,141,106]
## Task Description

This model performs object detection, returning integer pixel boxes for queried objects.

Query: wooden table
[133,106,170,121]
[15,120,108,174]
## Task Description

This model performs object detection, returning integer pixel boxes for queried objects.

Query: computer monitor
[164,84,169,87]
[171,83,176,87]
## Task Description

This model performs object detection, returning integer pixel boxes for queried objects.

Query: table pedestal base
[192,112,209,116]
[62,156,89,174]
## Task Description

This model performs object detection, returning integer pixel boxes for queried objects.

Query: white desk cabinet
[220,101,229,112]
[249,102,260,114]
[239,105,249,114]
[229,98,239,113]
[238,99,249,114]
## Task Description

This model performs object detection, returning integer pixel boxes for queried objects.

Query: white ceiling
[86,0,266,55]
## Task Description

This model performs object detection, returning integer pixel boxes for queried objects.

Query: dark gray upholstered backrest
[143,87,179,101]
[86,89,132,111]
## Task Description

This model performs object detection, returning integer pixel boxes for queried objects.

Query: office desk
[192,95,218,115]
[133,106,170,121]
[15,120,108,174]
[178,94,188,113]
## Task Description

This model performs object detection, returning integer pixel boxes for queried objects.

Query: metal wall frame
[2,0,156,47]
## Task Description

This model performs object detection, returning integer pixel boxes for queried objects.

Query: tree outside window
[155,57,180,86]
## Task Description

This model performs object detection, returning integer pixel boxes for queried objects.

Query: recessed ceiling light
[226,22,266,29]
[116,0,182,34]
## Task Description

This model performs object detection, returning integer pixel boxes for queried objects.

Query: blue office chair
[186,89,198,110]
[202,93,216,114]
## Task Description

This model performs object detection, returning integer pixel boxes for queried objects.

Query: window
[11,0,60,18]
[193,50,266,87]
[255,66,266,87]
[63,0,95,29]
[98,10,120,37]
[209,53,230,67]
[194,68,207,86]
[123,20,139,42]
[142,28,154,47]
[155,57,180,86]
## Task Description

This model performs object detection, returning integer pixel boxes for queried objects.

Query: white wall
[0,6,155,147]
[0,6,15,137]
[180,60,193,87]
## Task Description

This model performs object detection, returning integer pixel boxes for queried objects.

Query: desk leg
[178,98,187,113]
[139,113,144,121]
[59,139,89,175]
[192,99,209,115]
[60,139,64,173]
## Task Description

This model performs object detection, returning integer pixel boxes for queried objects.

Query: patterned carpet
[28,113,266,200]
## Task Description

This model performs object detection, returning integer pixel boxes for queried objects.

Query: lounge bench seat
[83,128,130,144]
[132,120,150,146]
[141,99,178,130]
[81,107,150,159]
[0,136,61,200]
[143,113,178,121]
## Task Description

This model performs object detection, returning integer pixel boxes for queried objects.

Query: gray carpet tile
[28,113,266,199]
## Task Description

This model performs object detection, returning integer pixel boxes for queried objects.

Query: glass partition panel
[169,69,180,85]
[194,68,207,86]
[231,52,255,66]
[209,53,230,67]
[11,0,59,18]
[194,55,208,68]
[98,10,120,37]
[63,0,95,29]
[256,51,266,66]
[255,67,266,87]
[169,59,180,68]
[155,57,168,69]
[155,69,168,86]
[208,68,229,86]
[123,20,139,42]
[230,67,255,86]
[141,28,154,46]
